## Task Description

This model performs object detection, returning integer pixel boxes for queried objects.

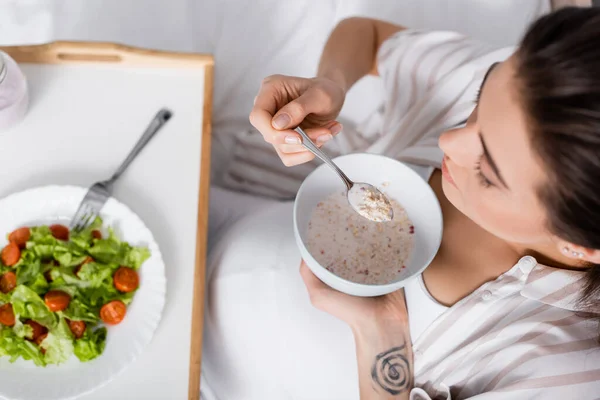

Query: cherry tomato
[1,242,20,266]
[35,332,48,354]
[100,300,126,325]
[68,319,86,339]
[0,303,16,326]
[49,224,69,241]
[25,320,48,341]
[8,227,30,249]
[0,271,17,293]
[44,290,71,312]
[113,267,139,293]
[91,230,102,240]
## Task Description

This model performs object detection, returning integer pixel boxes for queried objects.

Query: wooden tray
[0,41,213,400]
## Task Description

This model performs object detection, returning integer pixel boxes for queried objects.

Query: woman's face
[439,55,551,246]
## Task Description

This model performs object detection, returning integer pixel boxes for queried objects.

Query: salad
[0,218,150,366]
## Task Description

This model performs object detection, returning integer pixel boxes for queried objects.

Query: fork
[70,108,173,232]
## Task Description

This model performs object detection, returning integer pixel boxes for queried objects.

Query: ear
[558,241,600,263]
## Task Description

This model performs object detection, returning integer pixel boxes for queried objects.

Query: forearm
[353,319,414,400]
[317,18,404,92]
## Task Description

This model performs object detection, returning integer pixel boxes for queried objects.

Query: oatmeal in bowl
[294,154,443,297]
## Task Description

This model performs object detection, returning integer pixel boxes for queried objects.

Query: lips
[441,157,457,188]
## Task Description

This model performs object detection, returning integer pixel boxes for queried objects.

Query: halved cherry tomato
[44,290,71,312]
[100,300,126,325]
[113,267,139,293]
[0,303,16,326]
[35,332,48,345]
[8,227,30,249]
[35,332,48,353]
[75,256,94,277]
[49,224,69,241]
[25,320,48,341]
[0,271,17,293]
[68,319,86,339]
[91,230,102,240]
[1,242,20,266]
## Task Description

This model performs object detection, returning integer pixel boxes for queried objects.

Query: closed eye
[475,159,493,188]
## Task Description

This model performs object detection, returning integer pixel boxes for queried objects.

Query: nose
[439,116,480,167]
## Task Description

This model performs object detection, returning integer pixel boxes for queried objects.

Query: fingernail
[317,134,333,144]
[285,135,301,144]
[272,113,291,129]
[330,123,343,135]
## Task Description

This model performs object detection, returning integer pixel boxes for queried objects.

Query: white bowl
[294,154,443,297]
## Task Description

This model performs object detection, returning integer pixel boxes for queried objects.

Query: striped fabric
[221,29,512,198]
[410,256,600,400]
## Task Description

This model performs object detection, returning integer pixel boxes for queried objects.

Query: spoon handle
[295,126,353,191]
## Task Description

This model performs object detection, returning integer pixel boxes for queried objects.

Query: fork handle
[109,108,173,183]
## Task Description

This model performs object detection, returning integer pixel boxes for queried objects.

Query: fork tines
[70,202,99,233]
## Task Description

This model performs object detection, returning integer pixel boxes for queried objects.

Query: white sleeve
[373,29,514,168]
[410,385,451,400]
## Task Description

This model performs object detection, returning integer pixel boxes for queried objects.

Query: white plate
[294,154,443,297]
[0,186,166,400]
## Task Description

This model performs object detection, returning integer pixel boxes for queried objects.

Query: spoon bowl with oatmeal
[294,153,443,297]
[295,127,393,222]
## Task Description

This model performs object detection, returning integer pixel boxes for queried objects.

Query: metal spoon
[295,126,393,222]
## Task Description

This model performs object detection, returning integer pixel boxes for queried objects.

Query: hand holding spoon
[294,126,394,222]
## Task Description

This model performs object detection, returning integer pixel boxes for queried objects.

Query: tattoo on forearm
[371,345,411,395]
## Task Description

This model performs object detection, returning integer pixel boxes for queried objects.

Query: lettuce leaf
[88,228,150,269]
[12,317,33,339]
[77,261,114,288]
[41,317,74,365]
[74,327,106,362]
[71,217,103,243]
[0,292,11,305]
[10,285,57,329]
[15,258,49,295]
[0,326,46,366]
[61,298,100,324]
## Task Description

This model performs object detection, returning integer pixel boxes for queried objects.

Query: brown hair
[516,7,600,316]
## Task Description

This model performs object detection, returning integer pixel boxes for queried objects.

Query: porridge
[347,183,393,222]
[306,190,415,285]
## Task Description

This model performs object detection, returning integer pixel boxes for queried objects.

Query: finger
[271,89,334,130]
[277,126,339,154]
[264,123,342,146]
[299,261,329,292]
[278,144,309,154]
[249,80,286,142]
[277,149,316,167]
[299,262,352,315]
[306,124,342,141]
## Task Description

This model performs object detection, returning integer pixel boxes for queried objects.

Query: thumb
[271,90,321,130]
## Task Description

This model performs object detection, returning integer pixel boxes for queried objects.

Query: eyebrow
[476,62,509,189]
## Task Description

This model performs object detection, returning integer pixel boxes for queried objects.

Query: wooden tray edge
[2,41,213,68]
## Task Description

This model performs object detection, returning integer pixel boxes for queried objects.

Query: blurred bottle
[0,51,29,132]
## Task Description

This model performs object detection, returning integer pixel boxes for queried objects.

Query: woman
[202,8,600,399]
